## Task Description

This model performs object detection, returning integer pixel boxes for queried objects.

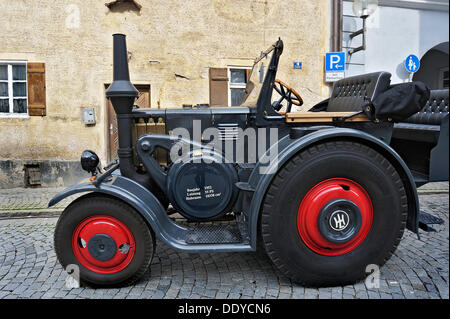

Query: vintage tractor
[50,34,449,287]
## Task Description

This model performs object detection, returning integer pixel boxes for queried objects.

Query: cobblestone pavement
[0,193,448,299]
[0,187,76,218]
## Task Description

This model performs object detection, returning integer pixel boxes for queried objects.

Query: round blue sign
[405,54,420,73]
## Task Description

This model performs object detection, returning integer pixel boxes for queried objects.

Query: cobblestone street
[0,188,448,299]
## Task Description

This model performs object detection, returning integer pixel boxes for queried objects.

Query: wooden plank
[285,111,369,123]
[136,118,148,137]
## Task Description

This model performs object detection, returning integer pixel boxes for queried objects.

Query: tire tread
[260,141,408,286]
[54,195,154,287]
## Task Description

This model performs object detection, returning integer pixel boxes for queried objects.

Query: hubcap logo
[329,210,350,231]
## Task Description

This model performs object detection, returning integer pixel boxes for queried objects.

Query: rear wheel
[54,195,155,287]
[260,141,407,286]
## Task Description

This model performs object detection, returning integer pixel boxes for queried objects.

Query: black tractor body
[50,34,448,287]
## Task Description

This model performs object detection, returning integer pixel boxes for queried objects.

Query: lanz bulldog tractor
[50,34,449,287]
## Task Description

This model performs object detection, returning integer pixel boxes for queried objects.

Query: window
[440,67,449,89]
[228,66,251,107]
[0,62,28,116]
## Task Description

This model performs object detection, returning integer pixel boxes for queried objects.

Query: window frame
[0,60,29,118]
[227,66,251,107]
[439,67,449,90]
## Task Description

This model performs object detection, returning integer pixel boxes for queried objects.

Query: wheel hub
[87,234,117,262]
[72,216,135,274]
[317,199,362,244]
[297,178,373,256]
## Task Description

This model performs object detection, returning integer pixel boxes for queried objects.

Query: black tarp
[370,81,430,122]
[308,81,430,123]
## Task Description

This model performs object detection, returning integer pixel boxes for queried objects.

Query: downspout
[332,0,343,52]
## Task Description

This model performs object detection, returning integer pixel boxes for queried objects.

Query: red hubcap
[72,216,135,274]
[297,178,373,256]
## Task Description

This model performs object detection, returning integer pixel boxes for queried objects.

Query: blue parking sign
[325,52,346,72]
[405,54,420,73]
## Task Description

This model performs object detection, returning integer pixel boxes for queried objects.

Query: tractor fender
[49,175,188,248]
[247,127,419,249]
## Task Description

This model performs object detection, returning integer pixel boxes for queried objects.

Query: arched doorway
[413,42,449,90]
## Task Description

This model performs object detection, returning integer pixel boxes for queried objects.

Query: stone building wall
[0,0,331,188]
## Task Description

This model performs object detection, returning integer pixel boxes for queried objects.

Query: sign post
[404,54,420,81]
[325,52,346,82]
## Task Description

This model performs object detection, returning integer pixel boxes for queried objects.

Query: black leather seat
[403,89,449,126]
[327,72,392,112]
[393,89,449,143]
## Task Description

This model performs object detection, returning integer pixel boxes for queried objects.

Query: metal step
[185,224,243,244]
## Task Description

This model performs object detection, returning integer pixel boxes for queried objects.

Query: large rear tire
[260,141,407,287]
[54,195,155,287]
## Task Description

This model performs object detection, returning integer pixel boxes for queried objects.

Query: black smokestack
[105,34,152,189]
[106,34,138,114]
[112,34,131,82]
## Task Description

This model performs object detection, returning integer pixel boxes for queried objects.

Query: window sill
[0,113,30,119]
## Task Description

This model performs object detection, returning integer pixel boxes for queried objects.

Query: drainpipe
[332,0,343,52]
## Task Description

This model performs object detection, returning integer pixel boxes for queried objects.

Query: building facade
[341,0,449,88]
[0,0,332,188]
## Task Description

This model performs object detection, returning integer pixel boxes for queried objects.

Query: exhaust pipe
[106,34,138,113]
[106,34,152,189]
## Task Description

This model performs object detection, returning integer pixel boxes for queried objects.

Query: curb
[0,209,63,219]
[417,190,449,195]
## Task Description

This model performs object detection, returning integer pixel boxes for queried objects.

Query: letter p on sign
[326,52,346,72]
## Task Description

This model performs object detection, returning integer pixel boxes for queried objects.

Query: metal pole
[332,0,343,52]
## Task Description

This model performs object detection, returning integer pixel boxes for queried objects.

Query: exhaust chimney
[113,34,131,82]
[106,34,138,114]
[106,34,153,190]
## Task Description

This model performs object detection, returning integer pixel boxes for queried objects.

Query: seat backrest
[404,89,449,125]
[327,72,392,112]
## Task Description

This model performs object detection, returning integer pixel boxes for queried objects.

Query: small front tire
[54,195,155,287]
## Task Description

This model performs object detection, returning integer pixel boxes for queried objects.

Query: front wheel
[260,141,408,286]
[54,195,155,287]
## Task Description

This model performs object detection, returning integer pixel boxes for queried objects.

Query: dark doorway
[413,42,449,90]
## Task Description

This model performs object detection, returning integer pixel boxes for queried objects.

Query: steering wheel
[272,79,304,113]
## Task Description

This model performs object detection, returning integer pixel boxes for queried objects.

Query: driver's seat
[327,72,392,112]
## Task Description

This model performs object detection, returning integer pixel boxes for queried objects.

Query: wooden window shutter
[27,62,46,116]
[246,69,252,83]
[209,68,228,107]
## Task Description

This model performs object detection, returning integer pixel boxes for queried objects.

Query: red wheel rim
[297,178,373,256]
[72,215,135,274]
